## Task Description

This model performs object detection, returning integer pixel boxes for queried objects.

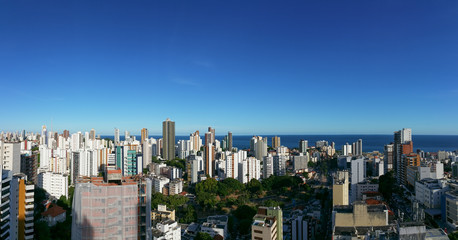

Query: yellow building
[333,171,349,206]
[151,204,175,224]
[333,202,388,228]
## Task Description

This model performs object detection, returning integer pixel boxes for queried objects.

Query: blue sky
[1,0,457,135]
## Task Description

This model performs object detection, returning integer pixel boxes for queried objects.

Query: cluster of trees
[151,192,188,210]
[379,171,396,201]
[165,158,186,170]
[195,178,246,209]
[232,205,257,235]
[34,187,74,240]
[151,192,197,224]
[193,175,305,212]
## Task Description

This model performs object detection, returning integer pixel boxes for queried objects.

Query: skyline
[1,1,458,134]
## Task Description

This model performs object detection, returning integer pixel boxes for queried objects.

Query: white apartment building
[152,176,170,193]
[264,154,274,179]
[1,142,21,174]
[152,219,181,240]
[238,157,261,184]
[38,171,68,198]
[415,178,448,209]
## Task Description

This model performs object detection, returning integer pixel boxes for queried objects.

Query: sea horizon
[100,134,458,153]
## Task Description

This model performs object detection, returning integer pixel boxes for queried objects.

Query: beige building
[252,215,277,240]
[162,118,175,160]
[152,204,175,223]
[251,206,282,240]
[333,202,388,228]
[333,171,349,206]
[272,136,280,149]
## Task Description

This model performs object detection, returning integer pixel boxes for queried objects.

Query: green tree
[196,178,218,194]
[238,219,253,235]
[197,191,217,209]
[179,205,197,223]
[449,232,458,240]
[233,205,256,220]
[34,221,51,239]
[263,199,284,208]
[246,178,263,195]
[379,171,396,201]
[195,232,213,240]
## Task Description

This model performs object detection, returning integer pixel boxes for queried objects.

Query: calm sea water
[100,135,458,153]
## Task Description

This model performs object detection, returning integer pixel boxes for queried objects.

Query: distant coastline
[100,134,458,153]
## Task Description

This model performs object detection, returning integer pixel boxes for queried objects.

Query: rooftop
[41,203,66,218]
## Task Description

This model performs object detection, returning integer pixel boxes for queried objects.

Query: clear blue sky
[1,0,457,135]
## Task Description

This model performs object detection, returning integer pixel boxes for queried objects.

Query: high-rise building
[342,143,352,156]
[273,155,287,176]
[0,170,12,240]
[63,130,70,139]
[272,136,281,149]
[41,125,48,145]
[141,128,148,144]
[227,132,233,151]
[251,207,283,240]
[114,128,120,144]
[162,118,175,161]
[20,154,37,184]
[333,171,349,206]
[384,144,394,173]
[208,127,215,144]
[292,215,317,240]
[89,129,96,141]
[189,131,201,152]
[204,144,215,177]
[255,139,268,161]
[37,172,68,199]
[299,140,308,153]
[1,142,21,174]
[204,132,212,147]
[10,174,34,240]
[125,130,130,140]
[186,155,203,184]
[238,157,261,184]
[350,158,365,203]
[355,139,363,156]
[394,128,413,184]
[71,171,152,240]
[263,154,274,179]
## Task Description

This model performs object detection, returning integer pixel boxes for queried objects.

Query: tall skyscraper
[204,144,215,177]
[72,172,152,239]
[125,130,130,140]
[299,140,308,153]
[190,131,201,151]
[272,136,281,149]
[141,128,148,144]
[89,128,96,141]
[228,132,233,151]
[114,128,120,144]
[162,118,175,160]
[350,158,365,203]
[354,139,363,156]
[10,174,35,240]
[384,144,394,173]
[204,132,212,146]
[208,127,215,144]
[63,130,70,139]
[333,171,349,206]
[394,128,412,184]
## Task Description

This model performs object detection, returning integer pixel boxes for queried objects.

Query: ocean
[100,135,458,153]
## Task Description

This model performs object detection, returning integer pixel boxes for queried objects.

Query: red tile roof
[41,203,66,218]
